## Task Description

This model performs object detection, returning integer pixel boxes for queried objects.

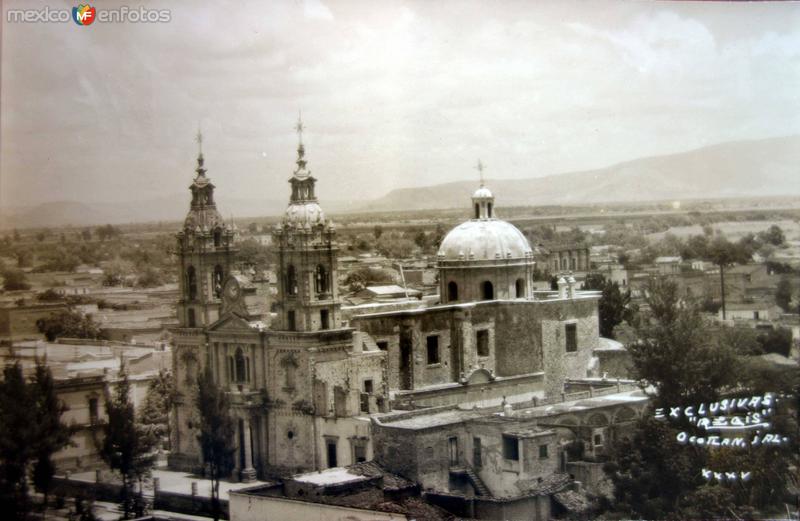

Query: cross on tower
[476,159,486,187]
[196,126,203,155]
[295,112,305,145]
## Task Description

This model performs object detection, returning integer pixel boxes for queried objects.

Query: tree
[601,416,705,518]
[583,273,631,339]
[372,225,383,240]
[103,257,135,287]
[81,228,92,241]
[705,236,749,320]
[138,370,176,451]
[602,278,758,519]
[2,268,31,291]
[36,309,103,342]
[235,239,272,272]
[0,363,37,520]
[775,276,793,313]
[756,327,793,357]
[97,368,156,519]
[95,224,121,242]
[195,368,235,521]
[629,277,738,409]
[758,224,785,246]
[343,267,395,293]
[376,232,415,259]
[30,361,73,512]
[136,266,165,288]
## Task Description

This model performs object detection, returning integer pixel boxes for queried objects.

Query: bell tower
[176,133,237,329]
[170,132,238,472]
[272,116,340,332]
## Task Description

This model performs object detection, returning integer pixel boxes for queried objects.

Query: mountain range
[2,135,799,229]
[361,135,800,212]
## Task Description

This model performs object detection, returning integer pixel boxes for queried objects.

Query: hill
[360,135,800,211]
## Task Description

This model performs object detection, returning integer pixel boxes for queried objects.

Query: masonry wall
[230,492,407,521]
[353,296,599,400]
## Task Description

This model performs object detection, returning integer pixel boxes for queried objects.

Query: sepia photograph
[0,1,799,520]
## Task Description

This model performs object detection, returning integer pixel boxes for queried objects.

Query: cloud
[1,0,799,209]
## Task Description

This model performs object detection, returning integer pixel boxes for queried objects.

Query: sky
[1,0,800,210]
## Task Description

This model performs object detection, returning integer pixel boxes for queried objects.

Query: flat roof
[293,467,368,486]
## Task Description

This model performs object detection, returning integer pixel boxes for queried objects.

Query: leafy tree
[372,225,383,240]
[195,368,235,521]
[81,228,92,241]
[136,266,165,288]
[36,247,81,273]
[757,224,785,246]
[583,273,632,339]
[0,363,37,520]
[95,224,121,242]
[775,276,793,313]
[235,239,272,272]
[601,415,705,519]
[36,309,104,342]
[30,361,74,511]
[103,257,135,287]
[376,232,415,259]
[343,267,395,292]
[629,277,738,409]
[138,370,176,451]
[97,368,156,519]
[2,268,31,291]
[756,327,793,357]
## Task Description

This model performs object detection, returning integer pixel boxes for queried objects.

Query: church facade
[169,122,629,490]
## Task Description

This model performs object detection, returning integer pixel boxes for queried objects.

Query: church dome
[284,201,325,226]
[438,219,532,261]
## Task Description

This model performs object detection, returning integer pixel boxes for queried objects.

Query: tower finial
[295,111,305,145]
[194,126,207,177]
[476,159,485,187]
[196,125,203,155]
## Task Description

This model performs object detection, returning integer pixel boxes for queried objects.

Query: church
[169,120,642,493]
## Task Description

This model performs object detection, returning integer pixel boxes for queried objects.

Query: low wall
[51,476,229,520]
[52,476,123,503]
[425,491,551,521]
[153,490,229,520]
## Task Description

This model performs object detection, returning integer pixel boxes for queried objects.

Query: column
[241,416,257,482]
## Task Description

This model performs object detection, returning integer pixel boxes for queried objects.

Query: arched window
[213,265,224,299]
[213,228,222,248]
[234,347,248,383]
[474,204,480,219]
[561,258,567,270]
[187,308,196,328]
[187,266,197,300]
[570,257,577,270]
[515,278,525,298]
[481,281,494,300]
[315,264,328,295]
[447,281,458,302]
[286,265,297,296]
